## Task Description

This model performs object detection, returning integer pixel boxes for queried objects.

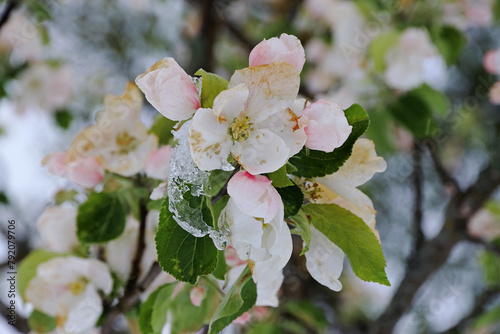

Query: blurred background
[0,0,500,333]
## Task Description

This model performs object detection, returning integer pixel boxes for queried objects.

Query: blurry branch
[195,0,218,72]
[371,152,500,334]
[0,0,18,30]
[465,235,500,257]
[424,141,461,196]
[223,20,255,52]
[412,141,425,251]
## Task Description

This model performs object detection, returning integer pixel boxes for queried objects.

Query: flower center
[229,116,254,142]
[67,278,88,296]
[115,131,138,154]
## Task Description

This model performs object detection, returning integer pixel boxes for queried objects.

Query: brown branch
[223,20,255,52]
[412,141,425,251]
[370,162,500,334]
[424,141,461,196]
[0,0,18,30]
[466,235,500,257]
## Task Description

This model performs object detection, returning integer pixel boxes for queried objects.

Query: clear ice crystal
[167,121,227,250]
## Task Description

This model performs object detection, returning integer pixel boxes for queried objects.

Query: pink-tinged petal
[484,50,500,75]
[150,181,167,200]
[212,83,249,123]
[301,100,352,153]
[249,33,305,73]
[135,57,200,121]
[232,129,289,175]
[225,246,247,267]
[229,62,300,123]
[68,156,105,188]
[145,145,173,180]
[37,206,79,253]
[227,171,281,222]
[42,152,69,178]
[189,108,232,171]
[233,312,251,325]
[189,287,205,307]
[489,82,500,105]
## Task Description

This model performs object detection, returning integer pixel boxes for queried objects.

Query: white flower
[67,83,158,177]
[385,28,448,92]
[0,12,43,63]
[24,256,112,334]
[219,171,292,286]
[189,61,303,174]
[249,33,306,73]
[36,206,79,253]
[145,145,173,180]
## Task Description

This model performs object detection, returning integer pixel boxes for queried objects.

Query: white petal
[232,129,289,175]
[64,285,103,334]
[305,227,344,291]
[256,269,284,307]
[37,206,79,253]
[212,83,249,123]
[229,62,299,123]
[189,108,232,171]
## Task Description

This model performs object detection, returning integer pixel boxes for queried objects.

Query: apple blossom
[489,82,500,105]
[135,57,201,121]
[484,49,500,75]
[385,28,448,91]
[219,171,292,291]
[42,151,104,188]
[24,256,112,334]
[189,287,206,307]
[189,61,302,174]
[0,12,43,63]
[249,33,306,73]
[36,206,80,253]
[150,181,168,200]
[145,145,173,180]
[67,83,158,177]
[301,99,352,152]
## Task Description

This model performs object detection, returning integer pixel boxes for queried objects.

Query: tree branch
[424,141,461,196]
[0,0,18,31]
[412,141,425,251]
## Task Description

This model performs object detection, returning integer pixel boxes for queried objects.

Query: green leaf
[18,250,59,300]
[212,249,228,280]
[0,191,9,205]
[54,109,73,129]
[207,170,232,197]
[276,184,304,219]
[195,69,229,109]
[303,203,390,286]
[212,195,229,223]
[433,25,466,65]
[388,93,436,139]
[54,189,78,205]
[149,115,177,146]
[28,310,56,333]
[208,266,257,334]
[480,250,500,288]
[408,84,449,116]
[473,305,500,330]
[247,323,283,334]
[289,104,369,178]
[156,197,218,284]
[267,165,293,188]
[139,283,176,334]
[289,210,311,255]
[77,192,126,243]
[369,30,400,72]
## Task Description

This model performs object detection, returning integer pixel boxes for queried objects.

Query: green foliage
[0,191,9,205]
[18,250,59,299]
[267,165,293,188]
[289,210,311,255]
[77,192,126,243]
[388,91,437,139]
[54,189,78,205]
[54,109,73,129]
[208,266,257,334]
[276,184,304,219]
[473,305,500,330]
[195,69,229,109]
[432,25,466,65]
[303,203,390,286]
[28,310,56,333]
[139,283,176,334]
[283,300,328,331]
[156,197,218,284]
[409,84,449,117]
[289,104,369,178]
[207,170,233,197]
[369,30,400,72]
[481,250,500,288]
[149,115,178,146]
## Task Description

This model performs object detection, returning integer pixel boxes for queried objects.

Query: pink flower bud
[249,34,305,73]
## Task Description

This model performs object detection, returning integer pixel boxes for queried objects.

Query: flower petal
[232,129,289,175]
[212,83,249,123]
[37,206,79,253]
[255,269,284,307]
[229,62,300,123]
[301,100,352,153]
[189,108,232,171]
[305,226,344,291]
[145,145,173,180]
[249,33,306,73]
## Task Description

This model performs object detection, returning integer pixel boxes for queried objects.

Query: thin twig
[412,141,425,251]
[0,0,18,30]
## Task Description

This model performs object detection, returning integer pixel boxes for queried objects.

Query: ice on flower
[189,61,302,175]
[36,206,80,253]
[167,121,227,249]
[24,256,112,334]
[219,171,292,291]
[135,57,201,121]
[249,33,306,73]
[384,28,448,92]
[67,83,158,177]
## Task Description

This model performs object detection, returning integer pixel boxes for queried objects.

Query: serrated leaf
[28,310,56,333]
[289,210,311,255]
[208,266,257,334]
[149,115,177,146]
[18,250,59,300]
[195,69,228,109]
[289,104,369,178]
[156,197,218,284]
[303,203,390,286]
[267,165,293,188]
[389,93,437,139]
[276,184,304,219]
[77,192,126,243]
